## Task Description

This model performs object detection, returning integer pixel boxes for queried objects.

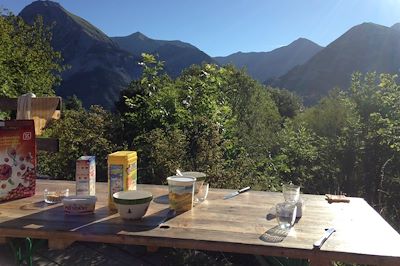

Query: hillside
[214,38,323,82]
[19,1,141,108]
[270,23,400,105]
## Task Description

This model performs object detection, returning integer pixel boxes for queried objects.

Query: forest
[1,13,400,234]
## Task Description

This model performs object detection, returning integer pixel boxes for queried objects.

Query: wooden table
[0,180,399,266]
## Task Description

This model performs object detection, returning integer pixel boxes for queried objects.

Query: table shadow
[153,194,169,204]
[266,207,276,220]
[259,225,289,243]
[266,207,302,224]
[0,197,183,236]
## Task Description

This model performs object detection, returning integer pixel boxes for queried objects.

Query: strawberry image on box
[0,120,36,202]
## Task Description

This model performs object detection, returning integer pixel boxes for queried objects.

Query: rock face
[270,23,400,105]
[19,1,142,108]
[214,38,323,83]
[112,32,216,77]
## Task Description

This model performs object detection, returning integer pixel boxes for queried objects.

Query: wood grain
[0,180,399,265]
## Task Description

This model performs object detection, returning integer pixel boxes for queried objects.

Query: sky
[2,0,400,56]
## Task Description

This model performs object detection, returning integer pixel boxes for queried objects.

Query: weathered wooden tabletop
[0,180,399,266]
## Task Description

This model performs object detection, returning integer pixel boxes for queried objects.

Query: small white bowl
[62,196,96,215]
[113,190,153,220]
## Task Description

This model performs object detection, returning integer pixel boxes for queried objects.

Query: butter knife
[313,228,336,248]
[223,186,251,200]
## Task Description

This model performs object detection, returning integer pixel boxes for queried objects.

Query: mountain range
[269,22,400,104]
[19,1,214,108]
[112,32,215,77]
[214,38,323,83]
[17,1,400,107]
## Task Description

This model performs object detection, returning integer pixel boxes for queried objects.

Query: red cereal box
[0,120,36,201]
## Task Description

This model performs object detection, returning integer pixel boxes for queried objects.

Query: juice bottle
[107,151,137,210]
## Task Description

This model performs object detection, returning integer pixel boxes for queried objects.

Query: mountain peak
[128,32,149,41]
[289,37,321,48]
[21,0,63,12]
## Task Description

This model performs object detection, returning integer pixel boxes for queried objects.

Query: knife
[313,228,336,249]
[223,186,251,200]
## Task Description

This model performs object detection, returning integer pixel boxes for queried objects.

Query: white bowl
[113,190,153,220]
[62,196,96,215]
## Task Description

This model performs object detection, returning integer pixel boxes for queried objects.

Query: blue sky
[2,0,400,56]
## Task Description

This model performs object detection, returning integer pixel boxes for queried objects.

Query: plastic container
[167,176,196,213]
[107,151,138,210]
[62,196,97,215]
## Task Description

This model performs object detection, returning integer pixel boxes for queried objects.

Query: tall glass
[282,183,300,203]
[167,176,196,213]
[276,202,297,229]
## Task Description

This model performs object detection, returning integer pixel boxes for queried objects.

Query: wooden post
[309,257,332,266]
[48,239,75,250]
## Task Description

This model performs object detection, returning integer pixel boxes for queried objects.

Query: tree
[267,87,303,119]
[0,12,64,97]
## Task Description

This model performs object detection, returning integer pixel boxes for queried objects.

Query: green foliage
[135,128,189,184]
[116,55,281,186]
[38,106,125,181]
[267,87,303,119]
[0,12,64,97]
[64,95,84,111]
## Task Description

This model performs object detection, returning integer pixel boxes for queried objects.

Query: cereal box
[76,156,96,196]
[0,120,36,202]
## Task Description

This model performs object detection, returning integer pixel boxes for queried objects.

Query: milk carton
[76,156,96,196]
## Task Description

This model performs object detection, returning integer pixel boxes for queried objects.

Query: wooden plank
[36,137,59,152]
[0,97,17,111]
[0,180,399,266]
[0,97,62,112]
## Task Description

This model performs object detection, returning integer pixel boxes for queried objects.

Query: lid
[62,196,97,204]
[108,151,137,160]
[180,171,206,181]
[167,176,196,186]
[113,190,153,205]
[78,156,95,161]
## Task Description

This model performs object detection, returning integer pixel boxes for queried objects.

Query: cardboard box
[76,156,96,196]
[0,120,36,201]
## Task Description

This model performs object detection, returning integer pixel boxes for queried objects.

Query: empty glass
[276,202,297,230]
[196,182,209,203]
[282,183,300,203]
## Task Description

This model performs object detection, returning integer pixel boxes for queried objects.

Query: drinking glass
[196,182,209,203]
[276,202,297,230]
[282,183,300,203]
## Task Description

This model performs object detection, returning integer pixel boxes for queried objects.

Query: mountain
[112,33,215,77]
[270,22,400,105]
[19,1,142,108]
[214,38,323,82]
